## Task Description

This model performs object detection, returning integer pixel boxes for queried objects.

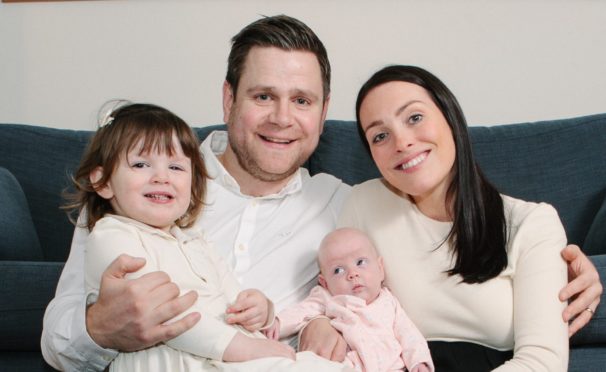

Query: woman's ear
[89,167,114,200]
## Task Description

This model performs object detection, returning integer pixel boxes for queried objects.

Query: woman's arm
[494,204,569,371]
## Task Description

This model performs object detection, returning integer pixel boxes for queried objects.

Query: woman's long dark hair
[356,65,507,283]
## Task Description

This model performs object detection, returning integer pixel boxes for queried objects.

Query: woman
[339,65,568,371]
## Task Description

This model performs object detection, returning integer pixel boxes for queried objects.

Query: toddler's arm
[223,332,295,362]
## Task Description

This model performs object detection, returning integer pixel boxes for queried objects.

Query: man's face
[222,46,329,185]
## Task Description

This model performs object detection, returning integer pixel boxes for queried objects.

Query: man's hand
[559,244,603,336]
[264,318,281,340]
[299,317,347,362]
[86,254,200,351]
[226,289,272,332]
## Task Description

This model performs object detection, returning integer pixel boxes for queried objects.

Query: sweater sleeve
[277,286,328,338]
[392,294,435,372]
[493,204,569,372]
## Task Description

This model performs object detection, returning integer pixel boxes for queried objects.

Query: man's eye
[257,94,270,101]
[372,132,388,144]
[334,267,345,275]
[295,97,310,105]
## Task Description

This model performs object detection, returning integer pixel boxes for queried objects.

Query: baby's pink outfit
[278,286,434,372]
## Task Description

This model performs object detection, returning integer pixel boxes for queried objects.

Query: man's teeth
[401,153,427,170]
[263,136,292,144]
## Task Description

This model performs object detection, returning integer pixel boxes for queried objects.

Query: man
[42,15,602,371]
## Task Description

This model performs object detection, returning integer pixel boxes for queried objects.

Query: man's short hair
[226,14,331,100]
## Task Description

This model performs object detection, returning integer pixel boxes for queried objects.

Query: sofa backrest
[1,113,605,261]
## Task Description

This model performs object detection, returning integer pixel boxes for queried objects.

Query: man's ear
[318,274,328,289]
[222,80,235,124]
[89,167,114,200]
[319,94,330,134]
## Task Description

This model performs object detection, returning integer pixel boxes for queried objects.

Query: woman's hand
[299,317,347,362]
[226,289,273,332]
[559,244,603,336]
[222,333,295,362]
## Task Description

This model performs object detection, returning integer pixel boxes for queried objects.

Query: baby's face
[318,229,384,304]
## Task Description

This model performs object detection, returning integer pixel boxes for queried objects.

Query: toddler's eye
[131,162,147,168]
[169,165,185,171]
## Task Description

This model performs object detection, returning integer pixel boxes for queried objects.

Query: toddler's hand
[226,288,272,332]
[263,318,281,340]
[410,363,431,372]
[223,332,295,362]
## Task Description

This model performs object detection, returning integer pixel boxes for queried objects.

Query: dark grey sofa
[1,114,605,371]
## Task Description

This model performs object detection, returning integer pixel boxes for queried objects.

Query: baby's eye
[333,267,345,275]
[356,258,368,267]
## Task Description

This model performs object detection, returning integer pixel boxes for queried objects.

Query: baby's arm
[276,286,329,338]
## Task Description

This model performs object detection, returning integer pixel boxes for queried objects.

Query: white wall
[1,0,605,130]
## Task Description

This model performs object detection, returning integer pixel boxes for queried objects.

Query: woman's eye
[334,267,345,275]
[357,258,368,267]
[372,132,388,144]
[409,114,423,124]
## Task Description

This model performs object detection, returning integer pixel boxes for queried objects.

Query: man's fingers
[159,311,201,341]
[152,290,199,325]
[104,254,146,279]
[330,334,347,362]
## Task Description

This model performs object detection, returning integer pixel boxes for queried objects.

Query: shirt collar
[200,130,305,199]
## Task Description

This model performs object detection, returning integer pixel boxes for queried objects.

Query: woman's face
[359,81,456,205]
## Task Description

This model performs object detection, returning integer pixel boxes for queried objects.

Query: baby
[266,228,434,372]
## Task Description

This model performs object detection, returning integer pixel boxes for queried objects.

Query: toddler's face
[318,229,384,304]
[93,133,192,232]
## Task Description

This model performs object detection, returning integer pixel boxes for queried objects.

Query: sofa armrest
[0,261,64,351]
[570,254,606,346]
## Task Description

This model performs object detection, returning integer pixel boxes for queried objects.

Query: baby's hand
[226,288,272,332]
[223,333,295,362]
[410,363,431,372]
[263,318,281,340]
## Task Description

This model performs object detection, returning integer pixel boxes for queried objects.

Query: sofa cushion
[0,167,42,260]
[0,261,64,351]
[583,195,606,256]
[0,125,91,261]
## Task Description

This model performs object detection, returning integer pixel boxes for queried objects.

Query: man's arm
[559,244,603,336]
[41,221,198,371]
